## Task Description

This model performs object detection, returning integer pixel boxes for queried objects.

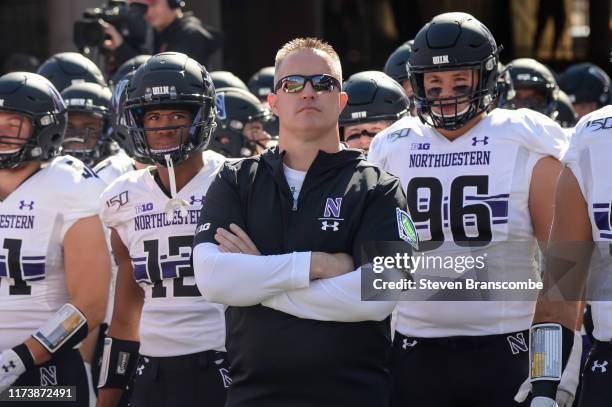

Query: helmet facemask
[509,83,558,118]
[62,112,108,166]
[0,112,36,169]
[409,56,498,131]
[127,101,216,167]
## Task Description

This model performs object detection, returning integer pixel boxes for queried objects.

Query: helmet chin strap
[163,153,189,219]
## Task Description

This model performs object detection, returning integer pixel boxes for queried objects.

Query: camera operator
[103,0,222,67]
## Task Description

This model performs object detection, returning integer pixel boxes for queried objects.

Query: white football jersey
[99,150,226,357]
[369,109,568,337]
[564,105,612,341]
[0,156,105,349]
[94,150,137,186]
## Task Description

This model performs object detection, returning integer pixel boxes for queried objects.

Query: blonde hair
[274,38,342,84]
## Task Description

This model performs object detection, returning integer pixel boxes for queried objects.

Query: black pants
[578,340,612,407]
[390,331,530,407]
[129,350,229,407]
[0,348,89,407]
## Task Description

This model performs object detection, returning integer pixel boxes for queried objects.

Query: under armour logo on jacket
[321,221,339,231]
[471,136,489,146]
[402,338,417,349]
[592,360,608,373]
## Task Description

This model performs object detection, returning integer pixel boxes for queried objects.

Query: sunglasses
[274,74,341,94]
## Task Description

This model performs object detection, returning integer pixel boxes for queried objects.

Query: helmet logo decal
[67,98,93,107]
[432,55,449,64]
[351,111,367,119]
[0,100,3,106]
[145,86,176,96]
[216,93,227,120]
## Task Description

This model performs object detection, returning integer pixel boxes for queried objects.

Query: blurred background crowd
[0,0,609,161]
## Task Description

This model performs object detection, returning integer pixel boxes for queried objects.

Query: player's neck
[435,112,487,141]
[155,153,203,193]
[279,127,341,172]
[0,162,41,200]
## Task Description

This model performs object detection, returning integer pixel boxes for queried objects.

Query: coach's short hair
[274,38,342,83]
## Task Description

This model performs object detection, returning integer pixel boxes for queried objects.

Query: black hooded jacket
[193,146,407,407]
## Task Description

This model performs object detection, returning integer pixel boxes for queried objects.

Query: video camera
[73,0,148,50]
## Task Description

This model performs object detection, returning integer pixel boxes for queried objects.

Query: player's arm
[516,165,592,406]
[0,215,113,392]
[21,214,111,364]
[96,229,144,407]
[532,164,591,327]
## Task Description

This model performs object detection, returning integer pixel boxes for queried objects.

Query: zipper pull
[290,186,298,211]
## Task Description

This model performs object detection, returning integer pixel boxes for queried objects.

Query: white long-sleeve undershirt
[192,243,396,322]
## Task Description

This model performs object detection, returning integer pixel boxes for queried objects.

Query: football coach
[192,37,407,407]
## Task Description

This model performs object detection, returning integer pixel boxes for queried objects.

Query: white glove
[0,349,27,393]
[514,331,582,407]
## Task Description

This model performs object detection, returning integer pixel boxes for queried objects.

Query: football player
[96,52,228,407]
[503,58,560,119]
[368,13,570,406]
[558,63,611,119]
[528,104,612,407]
[555,90,578,129]
[208,87,273,157]
[339,70,410,151]
[95,61,151,186]
[247,66,280,139]
[37,52,107,92]
[248,66,275,103]
[0,72,110,406]
[61,82,115,167]
[110,55,151,89]
[383,40,416,115]
[210,70,248,92]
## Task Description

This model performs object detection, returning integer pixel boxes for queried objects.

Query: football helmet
[0,72,67,168]
[124,52,216,167]
[339,71,409,126]
[555,90,578,128]
[504,58,559,118]
[37,52,107,92]
[408,13,500,130]
[558,63,611,108]
[61,82,113,166]
[383,40,413,83]
[110,54,151,88]
[248,66,275,101]
[210,71,248,92]
[209,87,272,158]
